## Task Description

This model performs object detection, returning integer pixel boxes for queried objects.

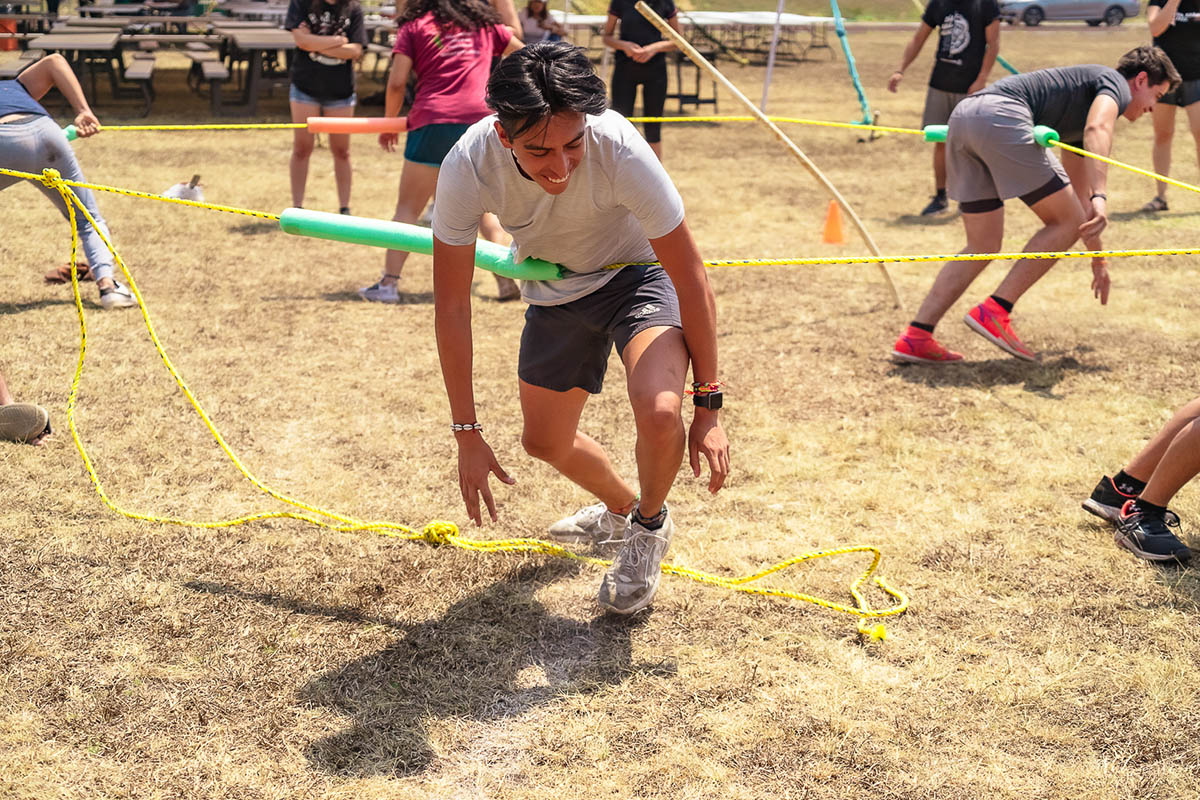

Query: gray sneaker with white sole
[597,509,674,615]
[548,502,629,545]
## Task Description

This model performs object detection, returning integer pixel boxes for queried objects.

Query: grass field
[3,21,1200,800]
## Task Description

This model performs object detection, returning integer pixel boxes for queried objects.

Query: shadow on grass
[187,561,667,778]
[889,211,961,227]
[1109,208,1200,224]
[0,298,89,315]
[227,220,280,236]
[888,353,1110,397]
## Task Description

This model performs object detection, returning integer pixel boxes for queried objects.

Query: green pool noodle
[923,124,948,143]
[278,208,564,281]
[63,124,78,141]
[1033,125,1060,147]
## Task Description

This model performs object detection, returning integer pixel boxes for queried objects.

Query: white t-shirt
[433,109,686,306]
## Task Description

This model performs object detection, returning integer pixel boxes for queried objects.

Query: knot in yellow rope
[40,168,64,189]
[421,520,459,546]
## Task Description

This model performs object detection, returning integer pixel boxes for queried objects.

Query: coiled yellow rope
[21,166,907,636]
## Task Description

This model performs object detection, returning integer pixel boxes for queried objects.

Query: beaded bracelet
[686,380,725,396]
[451,422,483,432]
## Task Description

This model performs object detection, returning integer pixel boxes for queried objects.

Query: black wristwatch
[693,390,723,410]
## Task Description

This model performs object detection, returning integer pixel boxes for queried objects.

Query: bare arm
[602,13,639,56]
[968,20,1000,93]
[16,54,100,137]
[378,52,413,152]
[501,34,524,57]
[290,23,349,52]
[317,42,363,59]
[649,219,729,493]
[491,0,522,37]
[1148,0,1181,38]
[888,23,934,92]
[433,236,515,523]
[636,14,680,58]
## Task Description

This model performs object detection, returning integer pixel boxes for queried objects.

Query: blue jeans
[0,114,116,283]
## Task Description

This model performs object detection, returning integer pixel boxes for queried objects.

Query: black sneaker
[1082,475,1181,526]
[1115,500,1191,564]
[920,195,949,216]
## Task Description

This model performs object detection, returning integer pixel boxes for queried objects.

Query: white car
[999,0,1140,26]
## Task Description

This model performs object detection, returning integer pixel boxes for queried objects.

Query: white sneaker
[99,282,137,310]
[597,508,674,615]
[358,279,400,304]
[548,502,629,545]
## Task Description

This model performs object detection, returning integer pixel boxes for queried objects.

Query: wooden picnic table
[26,30,123,98]
[217,25,293,115]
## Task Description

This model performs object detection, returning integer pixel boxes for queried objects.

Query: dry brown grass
[3,24,1200,799]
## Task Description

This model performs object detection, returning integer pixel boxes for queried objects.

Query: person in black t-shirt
[284,0,367,214]
[890,48,1178,366]
[889,0,1001,216]
[602,0,679,161]
[1143,0,1200,211]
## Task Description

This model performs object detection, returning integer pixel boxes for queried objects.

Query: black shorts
[1160,78,1200,108]
[518,264,682,393]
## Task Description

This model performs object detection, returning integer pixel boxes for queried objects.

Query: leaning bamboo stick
[635,0,903,309]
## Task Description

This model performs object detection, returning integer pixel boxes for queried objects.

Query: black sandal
[1141,196,1168,213]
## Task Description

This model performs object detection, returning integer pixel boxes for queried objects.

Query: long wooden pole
[635,0,902,309]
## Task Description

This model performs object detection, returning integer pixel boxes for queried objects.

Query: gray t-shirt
[433,109,686,306]
[979,65,1131,145]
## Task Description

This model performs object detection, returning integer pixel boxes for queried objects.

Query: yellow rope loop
[11,163,917,631]
[421,520,460,546]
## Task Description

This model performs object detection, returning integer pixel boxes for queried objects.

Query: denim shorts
[517,264,682,394]
[289,84,357,109]
[404,123,472,166]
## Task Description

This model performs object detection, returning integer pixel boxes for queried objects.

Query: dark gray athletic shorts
[946,93,1069,213]
[922,86,969,128]
[1160,77,1200,108]
[518,264,682,394]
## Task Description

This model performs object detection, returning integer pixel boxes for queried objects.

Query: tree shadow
[185,560,667,778]
[889,352,1110,397]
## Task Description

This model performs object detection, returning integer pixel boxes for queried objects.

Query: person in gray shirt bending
[432,42,729,615]
[891,46,1180,365]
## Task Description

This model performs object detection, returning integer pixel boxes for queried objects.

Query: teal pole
[997,55,1019,75]
[828,0,873,127]
[277,208,564,281]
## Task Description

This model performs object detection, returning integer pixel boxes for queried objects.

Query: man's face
[1124,72,1169,121]
[495,112,587,195]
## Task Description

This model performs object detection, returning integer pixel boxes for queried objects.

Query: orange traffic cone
[822,199,845,245]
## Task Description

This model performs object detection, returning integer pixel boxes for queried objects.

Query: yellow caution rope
[25,167,908,633]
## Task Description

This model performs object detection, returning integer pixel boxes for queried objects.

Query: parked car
[999,0,1140,26]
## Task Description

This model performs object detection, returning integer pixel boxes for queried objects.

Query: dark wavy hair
[398,0,501,30]
[486,41,608,139]
[1116,45,1182,92]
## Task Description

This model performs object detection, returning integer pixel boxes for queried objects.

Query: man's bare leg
[621,325,689,518]
[990,186,1087,305]
[519,382,637,513]
[911,206,1004,328]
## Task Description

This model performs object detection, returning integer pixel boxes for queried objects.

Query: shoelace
[567,504,626,545]
[615,528,668,579]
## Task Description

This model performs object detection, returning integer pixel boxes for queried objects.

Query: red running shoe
[891,326,963,364]
[964,298,1036,361]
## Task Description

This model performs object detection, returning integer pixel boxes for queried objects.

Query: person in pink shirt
[361,0,523,303]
